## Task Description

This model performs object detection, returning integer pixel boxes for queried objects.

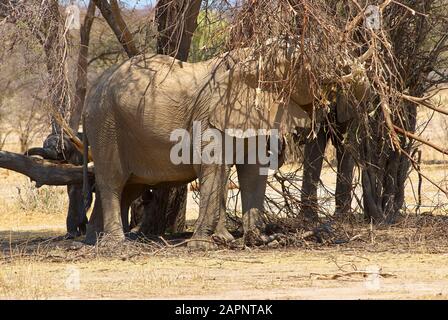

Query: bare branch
[0,151,94,187]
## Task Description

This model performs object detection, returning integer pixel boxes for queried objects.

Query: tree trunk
[360,99,417,223]
[155,0,202,61]
[92,0,138,58]
[40,0,71,134]
[131,186,187,235]
[359,1,435,223]
[69,1,96,131]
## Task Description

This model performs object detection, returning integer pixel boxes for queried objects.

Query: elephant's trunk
[25,147,59,160]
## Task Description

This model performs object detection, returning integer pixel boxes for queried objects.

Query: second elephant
[300,93,357,221]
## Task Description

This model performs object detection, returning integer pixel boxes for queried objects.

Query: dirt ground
[2,246,448,300]
[1,92,448,299]
[1,162,448,300]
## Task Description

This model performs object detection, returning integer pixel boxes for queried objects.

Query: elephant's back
[84,62,122,118]
[103,55,211,131]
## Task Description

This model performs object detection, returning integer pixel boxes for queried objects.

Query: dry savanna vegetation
[0,0,448,300]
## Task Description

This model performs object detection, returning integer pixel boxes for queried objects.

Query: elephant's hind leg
[97,184,127,242]
[93,163,129,243]
[300,126,329,222]
[215,189,235,244]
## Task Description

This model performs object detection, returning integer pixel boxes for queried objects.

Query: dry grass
[0,133,448,299]
[1,244,448,299]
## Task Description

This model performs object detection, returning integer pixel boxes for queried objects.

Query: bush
[15,181,67,215]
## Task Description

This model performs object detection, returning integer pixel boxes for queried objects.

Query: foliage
[189,10,227,62]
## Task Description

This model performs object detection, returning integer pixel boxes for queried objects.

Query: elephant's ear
[208,67,310,137]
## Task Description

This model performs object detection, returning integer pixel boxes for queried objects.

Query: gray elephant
[26,132,88,238]
[83,41,370,248]
[300,93,356,221]
[83,45,313,248]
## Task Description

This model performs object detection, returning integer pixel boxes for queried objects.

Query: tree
[189,10,227,62]
[70,1,96,131]
[155,0,202,61]
[359,0,448,223]
[0,0,79,142]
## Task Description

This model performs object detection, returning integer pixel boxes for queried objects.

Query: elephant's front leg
[300,126,329,222]
[189,164,231,250]
[236,163,269,246]
[334,121,355,217]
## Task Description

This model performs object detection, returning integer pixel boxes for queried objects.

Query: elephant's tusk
[340,65,367,83]
[358,44,375,64]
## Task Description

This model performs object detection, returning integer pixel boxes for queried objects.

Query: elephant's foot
[84,221,125,245]
[212,225,235,244]
[187,230,218,250]
[242,208,269,246]
[98,231,126,247]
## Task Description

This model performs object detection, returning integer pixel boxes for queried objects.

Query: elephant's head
[206,38,311,137]
[207,37,372,137]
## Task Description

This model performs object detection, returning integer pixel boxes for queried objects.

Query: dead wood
[0,151,94,187]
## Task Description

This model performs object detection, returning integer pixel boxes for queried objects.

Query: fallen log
[0,151,94,187]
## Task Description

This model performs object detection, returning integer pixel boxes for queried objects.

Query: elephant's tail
[82,118,93,216]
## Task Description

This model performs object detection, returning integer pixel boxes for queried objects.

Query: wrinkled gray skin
[83,44,369,249]
[27,133,88,238]
[300,95,355,221]
[83,48,311,249]
[27,137,169,241]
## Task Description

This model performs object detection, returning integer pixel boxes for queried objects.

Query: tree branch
[0,151,94,187]
[393,124,448,156]
[70,0,96,131]
[92,0,138,58]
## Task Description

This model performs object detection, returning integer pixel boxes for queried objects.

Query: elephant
[83,40,370,249]
[82,44,313,248]
[26,132,88,238]
[299,93,356,222]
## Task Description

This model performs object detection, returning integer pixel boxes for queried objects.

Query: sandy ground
[0,90,447,299]
[0,163,448,300]
[2,248,448,299]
